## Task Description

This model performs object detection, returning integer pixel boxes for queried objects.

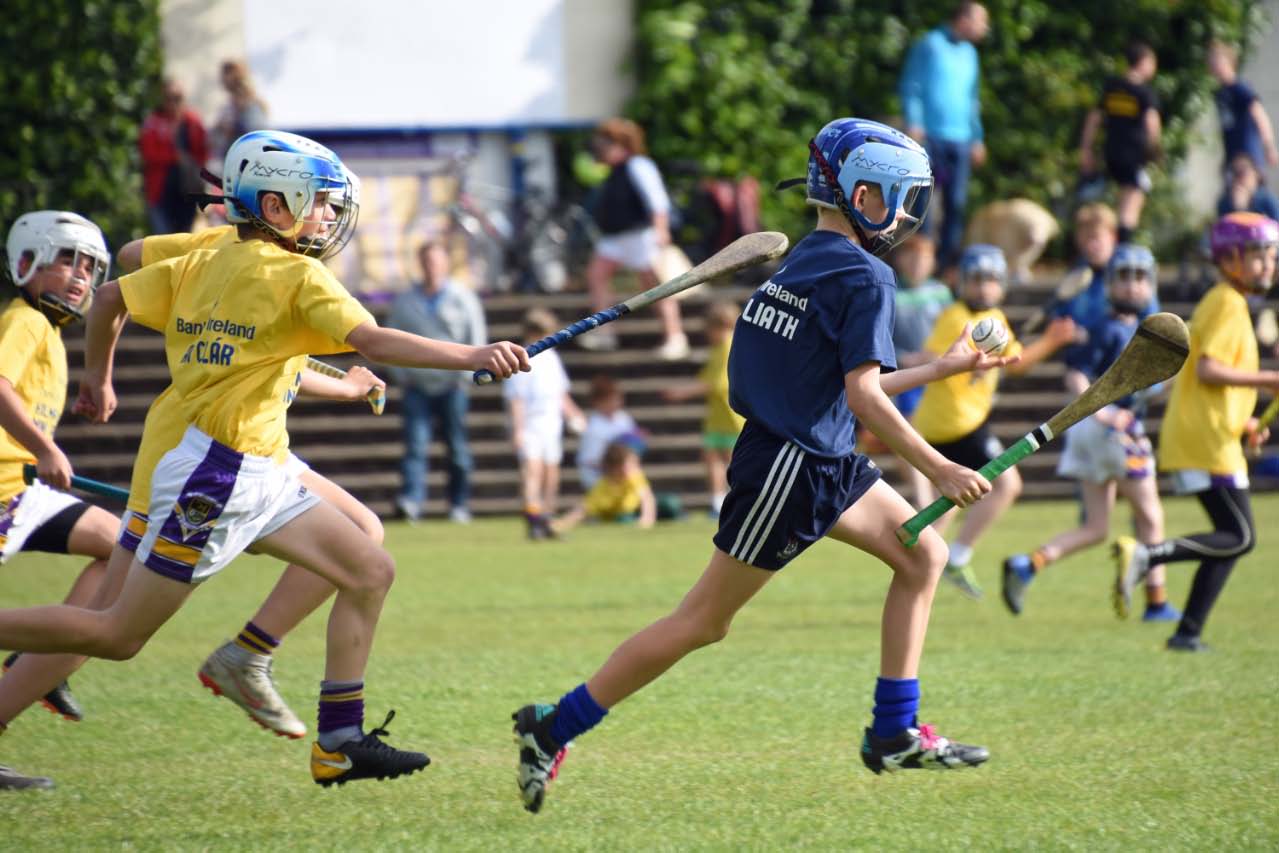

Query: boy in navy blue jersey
[509,118,1020,813]
[1002,244,1175,619]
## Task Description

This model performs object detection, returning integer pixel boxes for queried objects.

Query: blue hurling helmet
[222,130,359,261]
[799,118,932,255]
[958,244,1008,284]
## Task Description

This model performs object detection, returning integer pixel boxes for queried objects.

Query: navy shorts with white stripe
[713,422,882,571]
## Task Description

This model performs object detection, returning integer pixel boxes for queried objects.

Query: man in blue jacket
[899,2,990,272]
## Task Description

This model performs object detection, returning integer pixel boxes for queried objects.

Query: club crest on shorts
[778,538,800,562]
[174,493,222,541]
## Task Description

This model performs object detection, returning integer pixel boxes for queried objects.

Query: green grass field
[1,495,1277,850]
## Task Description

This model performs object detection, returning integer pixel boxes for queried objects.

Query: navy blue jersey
[728,230,897,458]
[1080,313,1148,413]
[1216,81,1265,167]
[1054,264,1160,372]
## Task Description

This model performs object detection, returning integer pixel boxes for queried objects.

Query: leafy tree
[0,1,164,256]
[627,0,1268,255]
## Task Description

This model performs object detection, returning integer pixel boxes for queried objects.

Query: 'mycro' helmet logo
[248,163,317,180]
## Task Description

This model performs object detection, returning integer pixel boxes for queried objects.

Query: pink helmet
[1210,211,1279,263]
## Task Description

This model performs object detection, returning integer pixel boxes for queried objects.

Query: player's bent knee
[354,511,385,545]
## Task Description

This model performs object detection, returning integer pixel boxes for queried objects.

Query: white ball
[971,318,1008,355]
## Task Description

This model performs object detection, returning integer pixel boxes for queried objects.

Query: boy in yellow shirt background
[662,301,744,517]
[1114,212,1279,651]
[552,441,656,533]
[913,244,1076,598]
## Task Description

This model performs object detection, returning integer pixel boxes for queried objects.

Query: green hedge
[0,0,163,257]
[628,0,1268,255]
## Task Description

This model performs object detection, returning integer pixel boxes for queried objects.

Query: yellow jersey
[1158,283,1258,474]
[699,335,745,435]
[0,300,67,502]
[140,226,236,267]
[912,303,1022,444]
[119,240,372,459]
[584,469,651,520]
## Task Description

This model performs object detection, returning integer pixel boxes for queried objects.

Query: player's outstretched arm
[0,379,71,489]
[846,363,989,509]
[346,322,529,379]
[75,280,128,424]
[879,324,1020,396]
[299,364,386,403]
[1197,355,1279,390]
[1004,316,1076,377]
[116,239,145,274]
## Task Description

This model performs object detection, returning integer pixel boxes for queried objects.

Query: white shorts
[519,426,564,465]
[595,227,660,271]
[0,480,83,563]
[136,428,320,584]
[1056,417,1153,483]
[1171,469,1249,494]
[118,451,312,555]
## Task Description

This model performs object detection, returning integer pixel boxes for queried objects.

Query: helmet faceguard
[222,130,360,261]
[5,211,110,326]
[1105,243,1157,313]
[781,118,932,256]
[957,244,1007,310]
[1211,212,1279,293]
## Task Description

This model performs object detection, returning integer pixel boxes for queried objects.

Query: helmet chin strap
[810,140,872,249]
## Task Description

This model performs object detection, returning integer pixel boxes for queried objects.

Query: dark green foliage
[628,0,1268,253]
[0,1,164,255]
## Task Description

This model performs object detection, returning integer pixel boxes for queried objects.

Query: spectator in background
[661,302,744,518]
[887,234,952,508]
[576,375,639,490]
[505,308,587,540]
[1078,42,1162,244]
[1217,152,1279,221]
[211,60,269,163]
[1207,40,1279,173]
[899,1,990,272]
[139,78,208,234]
[580,118,689,360]
[386,240,487,523]
[552,441,657,535]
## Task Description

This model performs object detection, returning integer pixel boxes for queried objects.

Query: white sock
[947,542,973,568]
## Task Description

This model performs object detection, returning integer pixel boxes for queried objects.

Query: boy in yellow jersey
[662,301,744,517]
[551,441,656,533]
[1113,212,1279,651]
[0,130,529,788]
[109,221,392,741]
[913,245,1075,599]
[0,212,117,790]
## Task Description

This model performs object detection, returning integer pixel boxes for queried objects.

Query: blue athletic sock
[1009,554,1035,583]
[548,683,608,746]
[871,677,920,739]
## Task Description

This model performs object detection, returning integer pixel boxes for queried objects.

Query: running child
[912,244,1076,599]
[0,211,117,790]
[0,130,529,787]
[112,217,394,740]
[510,118,1020,814]
[505,307,585,540]
[661,301,745,517]
[1001,244,1176,619]
[1113,212,1279,651]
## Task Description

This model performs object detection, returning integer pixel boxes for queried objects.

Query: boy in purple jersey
[508,118,1020,814]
